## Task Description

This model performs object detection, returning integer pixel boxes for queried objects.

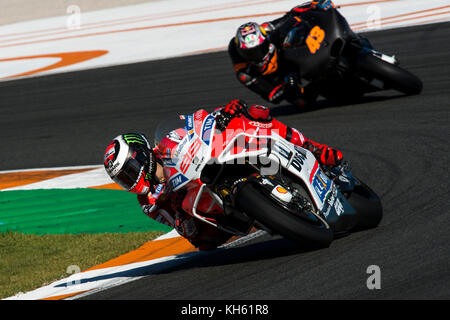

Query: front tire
[357,53,423,95]
[234,183,333,248]
[346,179,383,231]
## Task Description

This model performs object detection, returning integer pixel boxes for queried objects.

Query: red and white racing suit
[138,104,342,250]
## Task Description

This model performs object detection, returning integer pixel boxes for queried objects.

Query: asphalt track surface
[1,22,449,300]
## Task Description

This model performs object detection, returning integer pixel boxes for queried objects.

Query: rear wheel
[357,53,423,95]
[234,183,333,248]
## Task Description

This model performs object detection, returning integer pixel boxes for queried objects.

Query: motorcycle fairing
[165,112,356,231]
[268,133,356,230]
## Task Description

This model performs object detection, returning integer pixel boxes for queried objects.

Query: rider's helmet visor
[244,40,270,63]
[113,147,149,191]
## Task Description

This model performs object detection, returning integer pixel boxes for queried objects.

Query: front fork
[356,37,398,65]
[323,161,356,194]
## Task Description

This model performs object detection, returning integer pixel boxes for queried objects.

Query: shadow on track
[60,237,316,290]
[151,236,321,276]
[270,92,407,117]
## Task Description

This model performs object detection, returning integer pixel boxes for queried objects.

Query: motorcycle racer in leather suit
[103,99,342,250]
[228,0,335,107]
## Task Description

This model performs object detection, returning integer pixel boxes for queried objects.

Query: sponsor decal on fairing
[169,173,189,190]
[312,168,332,202]
[201,115,215,145]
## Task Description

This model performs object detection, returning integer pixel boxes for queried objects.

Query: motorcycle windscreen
[154,115,186,146]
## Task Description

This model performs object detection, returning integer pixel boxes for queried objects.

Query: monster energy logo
[123,134,146,145]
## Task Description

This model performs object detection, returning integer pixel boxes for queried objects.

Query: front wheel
[357,53,423,95]
[234,183,333,248]
[346,179,383,231]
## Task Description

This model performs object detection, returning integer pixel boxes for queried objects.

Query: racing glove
[311,0,335,10]
[215,99,247,131]
[268,73,300,103]
[224,99,247,115]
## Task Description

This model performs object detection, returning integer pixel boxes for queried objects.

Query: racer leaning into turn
[103,99,343,250]
[228,0,335,107]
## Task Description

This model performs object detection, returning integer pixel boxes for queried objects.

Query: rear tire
[234,183,333,248]
[357,53,423,95]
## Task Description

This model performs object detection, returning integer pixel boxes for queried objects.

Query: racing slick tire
[234,183,333,248]
[346,178,383,231]
[357,53,423,95]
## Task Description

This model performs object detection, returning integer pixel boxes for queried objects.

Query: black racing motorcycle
[282,7,423,103]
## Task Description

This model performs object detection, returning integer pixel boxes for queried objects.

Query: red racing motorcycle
[155,109,382,247]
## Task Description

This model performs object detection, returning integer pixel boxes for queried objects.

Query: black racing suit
[228,2,323,106]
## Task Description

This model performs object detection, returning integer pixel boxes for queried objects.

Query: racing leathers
[228,1,335,106]
[138,100,342,250]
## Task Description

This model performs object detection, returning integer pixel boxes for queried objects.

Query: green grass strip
[0,189,172,234]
